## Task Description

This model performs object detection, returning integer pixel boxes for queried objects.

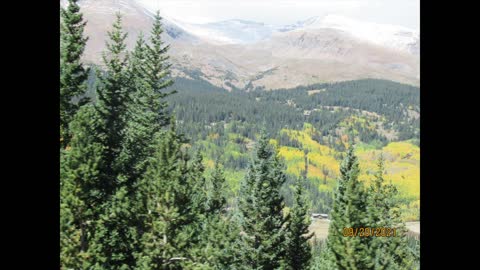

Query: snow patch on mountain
[165,19,278,44]
[273,15,419,54]
[161,14,418,54]
[313,15,419,54]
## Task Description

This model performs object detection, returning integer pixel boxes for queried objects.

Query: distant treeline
[166,77,420,146]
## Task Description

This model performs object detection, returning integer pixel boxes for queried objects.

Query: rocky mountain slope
[63,0,420,90]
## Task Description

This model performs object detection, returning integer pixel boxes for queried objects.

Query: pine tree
[186,160,240,269]
[310,239,338,270]
[129,33,148,85]
[89,186,140,270]
[366,155,417,270]
[94,12,131,196]
[60,8,188,270]
[326,145,369,270]
[61,106,141,270]
[183,151,210,265]
[60,192,85,270]
[237,132,288,269]
[136,122,195,269]
[144,11,175,127]
[83,14,144,269]
[120,10,176,182]
[60,105,104,270]
[60,0,89,148]
[190,151,208,216]
[366,155,391,269]
[284,176,313,270]
[119,33,159,184]
[205,159,228,215]
[188,213,240,269]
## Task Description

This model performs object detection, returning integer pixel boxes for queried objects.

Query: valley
[162,77,420,221]
[85,65,420,221]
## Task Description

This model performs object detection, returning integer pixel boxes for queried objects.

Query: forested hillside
[162,77,420,219]
[169,77,419,145]
[84,71,420,220]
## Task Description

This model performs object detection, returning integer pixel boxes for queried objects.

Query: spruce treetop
[60,0,89,148]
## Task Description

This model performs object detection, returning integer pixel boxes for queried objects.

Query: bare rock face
[65,0,419,90]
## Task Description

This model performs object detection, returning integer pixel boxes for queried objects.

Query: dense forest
[85,72,421,215]
[87,66,420,150]
[169,77,419,145]
[60,0,419,269]
[164,77,420,215]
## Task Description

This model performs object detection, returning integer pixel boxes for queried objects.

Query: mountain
[159,14,419,56]
[303,15,419,55]
[247,28,419,89]
[168,19,278,44]
[64,0,419,90]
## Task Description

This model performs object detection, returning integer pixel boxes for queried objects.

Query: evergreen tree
[61,106,140,270]
[129,33,148,85]
[366,155,391,269]
[326,145,369,270]
[89,186,140,270]
[120,10,176,182]
[183,151,211,267]
[60,105,104,270]
[205,159,228,215]
[83,14,143,269]
[310,239,338,270]
[60,192,85,270]
[60,8,191,270]
[366,156,417,270]
[187,160,240,269]
[144,11,175,127]
[237,133,288,269]
[284,176,313,270]
[190,151,208,216]
[136,123,195,269]
[60,0,89,148]
[187,213,240,269]
[94,12,131,196]
[119,33,159,184]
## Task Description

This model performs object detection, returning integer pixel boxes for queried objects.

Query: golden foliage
[208,133,220,140]
[278,125,419,219]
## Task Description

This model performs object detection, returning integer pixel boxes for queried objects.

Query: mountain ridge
[64,0,419,90]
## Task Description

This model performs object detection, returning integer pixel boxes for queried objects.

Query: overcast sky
[136,0,419,30]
